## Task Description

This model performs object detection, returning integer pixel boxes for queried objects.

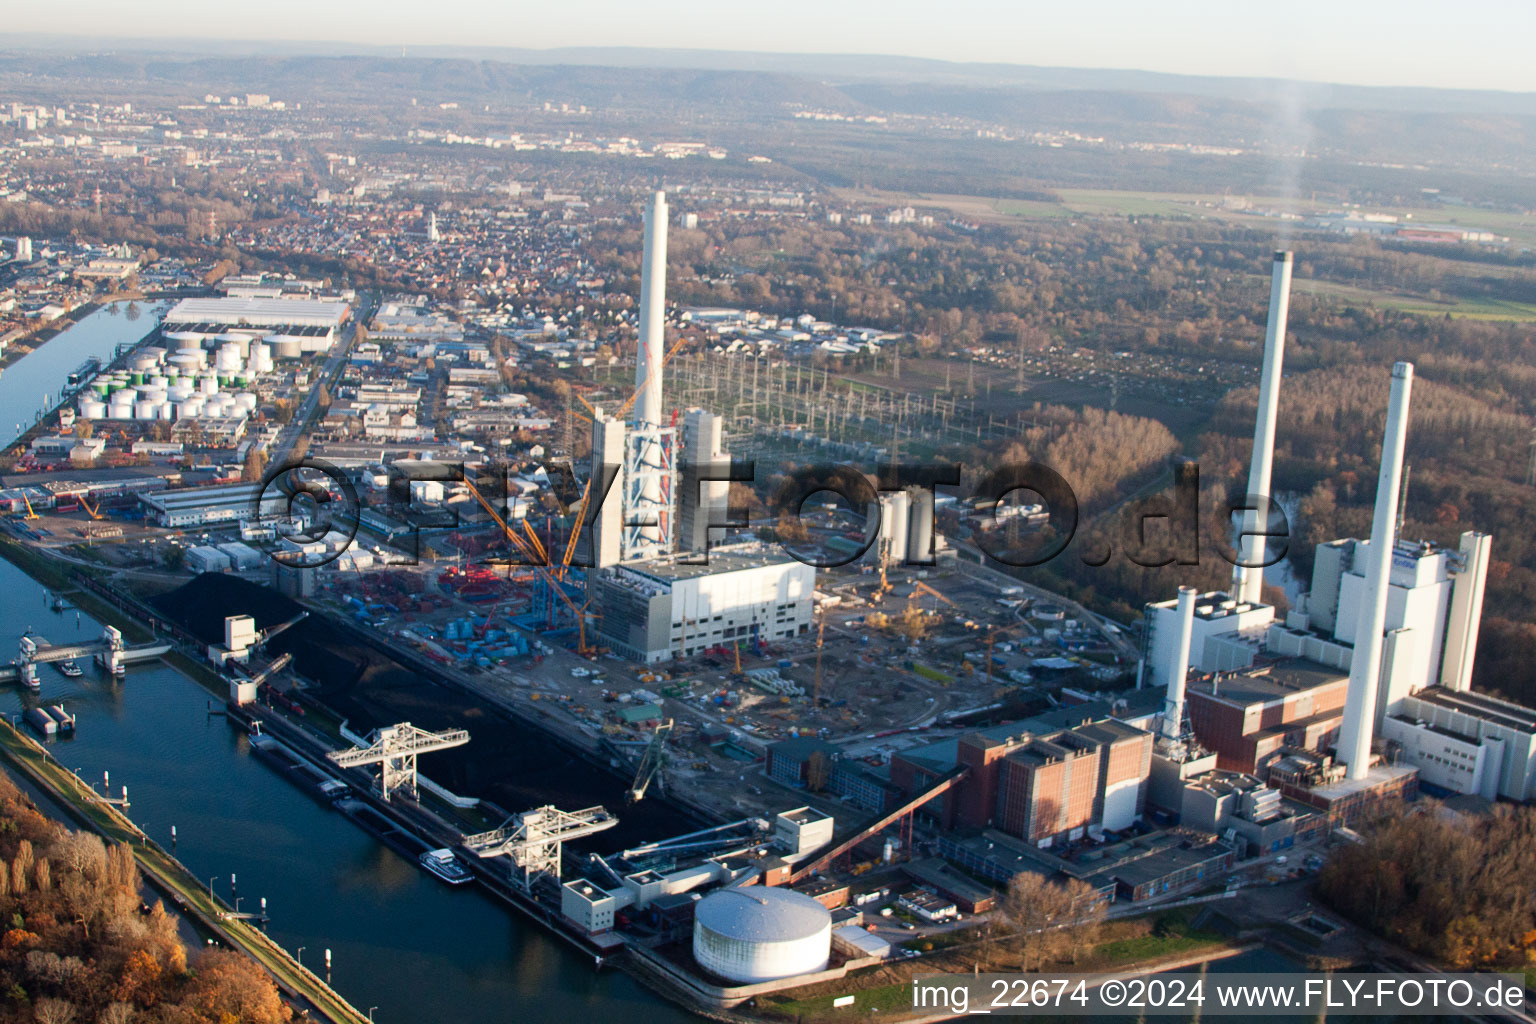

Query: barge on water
[25,704,75,737]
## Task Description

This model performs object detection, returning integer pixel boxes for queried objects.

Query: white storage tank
[234,392,258,413]
[134,399,161,420]
[164,331,203,351]
[692,887,831,983]
[199,376,219,396]
[78,398,106,419]
[272,337,303,360]
[158,402,175,421]
[171,350,206,371]
[250,342,274,374]
[178,398,205,419]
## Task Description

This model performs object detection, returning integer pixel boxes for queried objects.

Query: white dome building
[692,887,831,983]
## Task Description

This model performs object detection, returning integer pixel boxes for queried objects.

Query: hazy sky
[11,0,1536,93]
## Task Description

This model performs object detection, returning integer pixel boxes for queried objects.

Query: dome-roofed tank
[692,886,831,983]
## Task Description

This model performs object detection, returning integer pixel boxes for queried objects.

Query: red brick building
[1185,661,1348,774]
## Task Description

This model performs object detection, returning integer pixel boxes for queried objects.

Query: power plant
[586,191,815,664]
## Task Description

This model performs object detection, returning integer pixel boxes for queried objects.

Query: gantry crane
[463,804,618,885]
[326,722,470,802]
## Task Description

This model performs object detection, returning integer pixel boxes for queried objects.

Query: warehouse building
[589,543,814,664]
[140,482,287,528]
[162,296,349,351]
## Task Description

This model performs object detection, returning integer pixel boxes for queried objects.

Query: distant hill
[8,34,1536,116]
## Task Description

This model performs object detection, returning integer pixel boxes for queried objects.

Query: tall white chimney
[634,190,669,428]
[1234,251,1293,605]
[1162,587,1197,741]
[1338,361,1413,780]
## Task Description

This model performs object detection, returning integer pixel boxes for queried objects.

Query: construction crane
[463,804,618,885]
[811,612,827,707]
[628,719,673,802]
[79,496,103,520]
[463,475,597,650]
[326,722,470,802]
[20,494,39,521]
[909,581,955,613]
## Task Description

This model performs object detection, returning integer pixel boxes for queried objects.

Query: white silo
[250,342,274,374]
[693,888,831,983]
[215,343,243,374]
[879,490,910,570]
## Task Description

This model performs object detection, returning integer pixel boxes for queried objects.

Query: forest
[0,772,290,1024]
[1316,805,1536,970]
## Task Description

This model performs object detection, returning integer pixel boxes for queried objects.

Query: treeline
[1316,806,1536,969]
[0,771,290,1023]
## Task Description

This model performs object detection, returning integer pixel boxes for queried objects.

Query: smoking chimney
[1162,587,1197,741]
[1338,361,1414,780]
[1234,251,1293,605]
[634,191,669,428]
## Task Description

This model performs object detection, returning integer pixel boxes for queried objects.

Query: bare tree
[33,997,77,1024]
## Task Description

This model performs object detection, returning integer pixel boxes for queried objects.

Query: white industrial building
[161,297,349,352]
[692,887,832,983]
[140,482,287,528]
[591,543,814,664]
[1383,687,1536,801]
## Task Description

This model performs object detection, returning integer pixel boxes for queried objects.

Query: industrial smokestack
[1162,587,1197,741]
[1234,251,1293,605]
[1338,361,1414,780]
[634,190,669,428]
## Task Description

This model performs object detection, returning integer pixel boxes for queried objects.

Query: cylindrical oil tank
[164,331,203,351]
[199,376,219,396]
[250,343,274,374]
[134,399,160,420]
[157,402,175,421]
[178,398,204,419]
[77,398,106,419]
[692,888,831,983]
[272,337,303,360]
[234,392,258,413]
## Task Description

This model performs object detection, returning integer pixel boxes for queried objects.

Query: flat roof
[620,545,807,582]
[166,297,349,324]
[1412,686,1536,733]
[1188,659,1347,708]
[1308,762,1419,801]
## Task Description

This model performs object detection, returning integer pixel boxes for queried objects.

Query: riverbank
[0,714,371,1024]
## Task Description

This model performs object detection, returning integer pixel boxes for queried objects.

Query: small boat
[418,848,473,886]
[51,597,65,612]
[56,660,82,678]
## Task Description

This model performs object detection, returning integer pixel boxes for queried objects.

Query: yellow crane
[80,496,103,520]
[20,494,39,521]
[462,475,599,654]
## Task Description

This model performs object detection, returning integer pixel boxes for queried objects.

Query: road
[269,292,375,469]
